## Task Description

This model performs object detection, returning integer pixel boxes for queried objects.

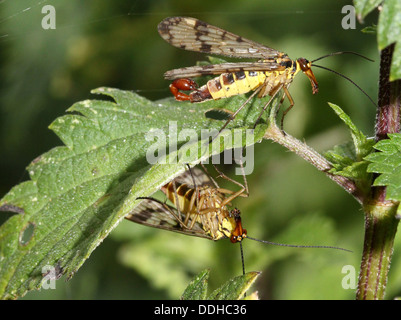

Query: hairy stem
[356,44,400,300]
[375,45,401,142]
[261,44,400,300]
[356,201,398,299]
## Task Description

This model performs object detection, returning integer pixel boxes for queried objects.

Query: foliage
[1,0,401,300]
[0,87,266,299]
[181,269,260,300]
[355,0,401,81]
[366,133,401,204]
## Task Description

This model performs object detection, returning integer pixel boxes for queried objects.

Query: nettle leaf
[208,271,260,300]
[181,269,260,300]
[366,133,401,202]
[361,24,377,34]
[377,0,401,81]
[0,87,268,299]
[355,0,401,81]
[324,103,374,192]
[327,103,373,158]
[354,0,382,21]
[181,269,210,300]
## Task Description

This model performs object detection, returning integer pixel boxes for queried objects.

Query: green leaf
[361,24,377,34]
[181,269,260,300]
[208,271,260,300]
[377,0,401,81]
[354,0,382,20]
[356,0,401,81]
[366,133,401,202]
[327,103,373,158]
[0,87,267,299]
[181,269,210,300]
[324,103,374,193]
[377,0,401,49]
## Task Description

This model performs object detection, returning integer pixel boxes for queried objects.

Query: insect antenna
[246,236,352,252]
[239,241,246,276]
[313,64,377,108]
[238,241,248,298]
[311,51,377,108]
[311,51,374,63]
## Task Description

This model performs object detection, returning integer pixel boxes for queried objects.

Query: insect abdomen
[162,181,234,240]
[163,182,196,214]
[208,71,266,100]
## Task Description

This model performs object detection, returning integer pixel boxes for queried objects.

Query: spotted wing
[172,167,215,188]
[125,197,212,240]
[164,62,286,80]
[158,16,281,59]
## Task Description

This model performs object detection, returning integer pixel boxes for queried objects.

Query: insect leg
[200,163,226,190]
[252,83,284,129]
[280,86,295,131]
[187,192,217,230]
[170,178,186,224]
[211,86,263,142]
[186,165,202,228]
[186,164,200,212]
[185,165,218,230]
[213,165,248,195]
[188,194,204,230]
[233,150,249,196]
[210,165,248,208]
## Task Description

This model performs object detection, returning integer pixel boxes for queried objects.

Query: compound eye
[298,58,310,72]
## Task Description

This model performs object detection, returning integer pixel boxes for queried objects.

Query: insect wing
[164,62,286,80]
[125,197,212,239]
[172,167,214,188]
[158,16,281,59]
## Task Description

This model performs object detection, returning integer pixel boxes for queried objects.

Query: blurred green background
[1,0,400,299]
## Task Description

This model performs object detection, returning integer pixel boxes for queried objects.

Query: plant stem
[375,45,401,141]
[262,44,400,299]
[356,44,401,300]
[356,201,398,299]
